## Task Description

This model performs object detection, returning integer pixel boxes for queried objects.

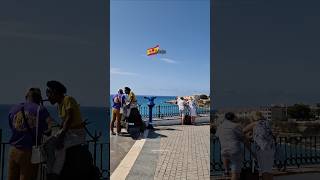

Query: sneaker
[111,132,116,136]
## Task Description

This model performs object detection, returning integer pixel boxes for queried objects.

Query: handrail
[210,135,320,176]
[137,105,210,118]
[0,119,110,180]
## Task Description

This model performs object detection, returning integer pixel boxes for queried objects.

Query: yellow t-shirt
[128,91,137,103]
[58,96,83,129]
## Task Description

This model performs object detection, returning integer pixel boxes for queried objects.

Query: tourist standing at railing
[216,112,245,180]
[45,80,87,180]
[110,89,126,136]
[8,88,52,180]
[188,97,197,125]
[124,87,138,117]
[177,97,187,125]
[243,111,275,180]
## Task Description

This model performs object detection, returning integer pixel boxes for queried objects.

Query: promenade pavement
[110,134,136,174]
[111,116,320,180]
[110,116,210,180]
[126,123,210,180]
[153,124,210,180]
[275,173,320,180]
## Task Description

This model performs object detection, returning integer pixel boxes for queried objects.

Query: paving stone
[154,125,210,180]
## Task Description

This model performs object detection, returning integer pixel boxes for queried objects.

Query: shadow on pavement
[195,122,210,126]
[153,127,182,131]
[147,129,168,139]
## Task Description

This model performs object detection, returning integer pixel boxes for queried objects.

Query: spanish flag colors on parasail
[146,45,160,56]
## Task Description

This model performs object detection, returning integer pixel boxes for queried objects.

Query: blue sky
[0,1,107,107]
[213,0,320,108]
[110,0,210,96]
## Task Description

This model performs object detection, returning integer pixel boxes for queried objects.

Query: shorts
[179,109,186,116]
[8,146,39,180]
[222,153,243,173]
[257,148,274,173]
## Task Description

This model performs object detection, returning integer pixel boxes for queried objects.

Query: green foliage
[302,124,320,136]
[287,104,312,121]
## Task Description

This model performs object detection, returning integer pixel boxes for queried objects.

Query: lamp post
[144,96,156,129]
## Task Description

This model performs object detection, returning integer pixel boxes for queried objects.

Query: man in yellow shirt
[124,87,137,105]
[46,81,84,135]
[124,87,138,117]
[45,80,86,179]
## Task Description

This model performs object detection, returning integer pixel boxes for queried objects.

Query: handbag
[119,95,124,114]
[115,94,124,114]
[21,105,45,164]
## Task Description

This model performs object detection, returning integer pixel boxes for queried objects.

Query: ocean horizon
[0,95,178,141]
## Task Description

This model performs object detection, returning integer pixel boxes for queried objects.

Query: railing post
[94,130,97,166]
[100,143,103,170]
[158,105,161,119]
[315,136,318,163]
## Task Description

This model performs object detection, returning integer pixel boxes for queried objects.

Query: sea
[109,95,176,108]
[0,95,176,141]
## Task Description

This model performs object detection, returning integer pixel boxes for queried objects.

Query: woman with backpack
[110,89,125,135]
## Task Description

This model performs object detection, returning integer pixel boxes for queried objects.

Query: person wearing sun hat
[45,80,86,179]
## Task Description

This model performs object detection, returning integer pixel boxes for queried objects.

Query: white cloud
[141,54,149,58]
[110,68,139,76]
[159,58,179,64]
[141,54,179,64]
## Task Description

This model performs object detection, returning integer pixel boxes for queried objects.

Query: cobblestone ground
[154,125,210,180]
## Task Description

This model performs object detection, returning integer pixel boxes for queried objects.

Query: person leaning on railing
[215,112,246,180]
[243,111,275,180]
[177,97,187,125]
[45,80,87,180]
[124,87,138,117]
[187,97,198,125]
[7,88,52,180]
[110,89,126,136]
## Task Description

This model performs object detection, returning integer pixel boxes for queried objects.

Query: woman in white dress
[188,97,197,125]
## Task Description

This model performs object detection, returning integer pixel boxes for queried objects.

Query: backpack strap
[21,105,41,147]
[21,105,35,140]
